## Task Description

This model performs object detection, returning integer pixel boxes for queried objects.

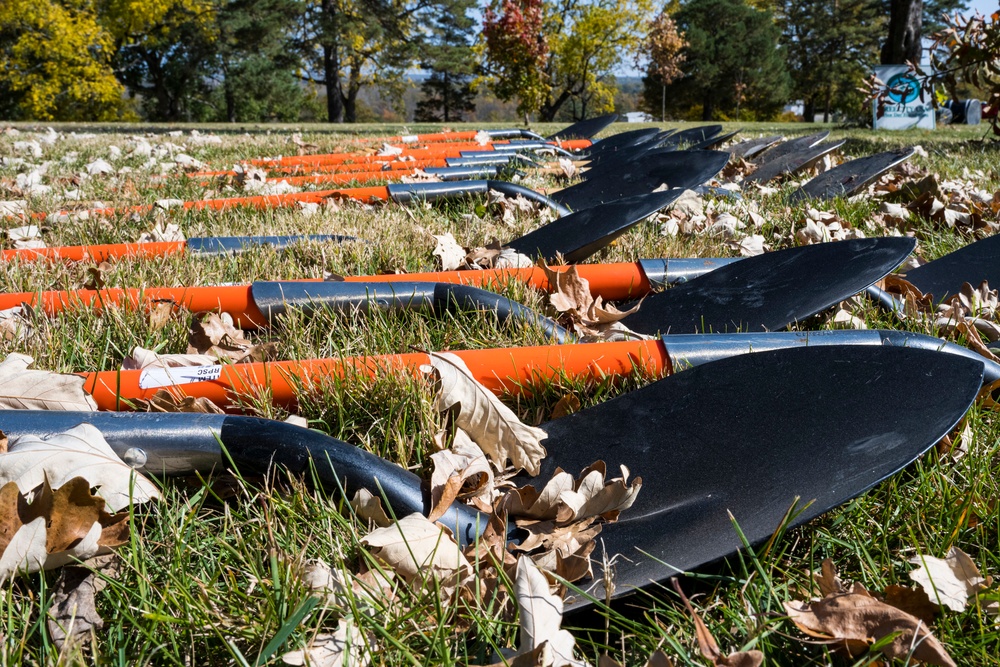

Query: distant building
[624,111,655,122]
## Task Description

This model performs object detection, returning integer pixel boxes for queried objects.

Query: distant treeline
[0,0,970,124]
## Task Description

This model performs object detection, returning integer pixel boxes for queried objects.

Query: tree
[639,9,687,121]
[538,0,653,121]
[0,0,130,120]
[210,0,306,122]
[414,0,477,122]
[779,0,884,122]
[881,0,922,63]
[649,0,790,120]
[301,0,432,122]
[113,1,218,121]
[927,10,1000,134]
[480,0,550,122]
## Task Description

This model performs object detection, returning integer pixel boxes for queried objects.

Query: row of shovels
[1,119,995,613]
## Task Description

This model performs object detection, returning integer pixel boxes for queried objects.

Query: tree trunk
[323,44,344,123]
[539,90,572,122]
[803,98,815,122]
[321,0,344,123]
[661,83,666,122]
[443,72,450,122]
[881,0,922,64]
[702,93,713,121]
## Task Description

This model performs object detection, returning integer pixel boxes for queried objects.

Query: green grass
[1,122,1000,665]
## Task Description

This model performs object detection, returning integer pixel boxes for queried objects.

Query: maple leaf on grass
[0,477,130,582]
[428,428,493,521]
[421,352,548,475]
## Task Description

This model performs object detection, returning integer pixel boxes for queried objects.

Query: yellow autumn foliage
[0,0,132,121]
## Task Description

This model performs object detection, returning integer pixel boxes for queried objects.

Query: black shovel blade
[506,190,683,263]
[586,128,662,159]
[533,345,983,610]
[547,113,619,141]
[657,124,724,149]
[620,237,915,334]
[751,131,830,165]
[905,233,1000,302]
[687,129,741,151]
[741,139,846,185]
[790,148,916,202]
[551,150,730,211]
[728,135,783,159]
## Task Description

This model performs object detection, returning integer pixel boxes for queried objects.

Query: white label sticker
[400,135,419,143]
[139,364,222,389]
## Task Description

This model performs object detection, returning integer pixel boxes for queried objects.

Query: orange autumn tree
[479,0,550,124]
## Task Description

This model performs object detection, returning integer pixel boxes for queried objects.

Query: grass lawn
[1,120,999,665]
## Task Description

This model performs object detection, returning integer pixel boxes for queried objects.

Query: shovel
[24,149,727,234]
[790,148,916,202]
[6,345,983,610]
[8,237,911,337]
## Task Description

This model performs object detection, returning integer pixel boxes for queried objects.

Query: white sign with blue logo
[873,65,935,131]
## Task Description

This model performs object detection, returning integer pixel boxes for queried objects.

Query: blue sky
[966,0,998,16]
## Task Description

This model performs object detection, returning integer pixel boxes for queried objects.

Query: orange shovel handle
[81,340,670,411]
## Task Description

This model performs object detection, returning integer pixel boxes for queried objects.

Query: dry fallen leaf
[46,554,118,651]
[282,617,372,667]
[784,592,956,666]
[0,353,98,411]
[422,352,548,475]
[432,232,467,272]
[0,478,129,582]
[511,556,588,667]
[188,313,277,363]
[350,488,393,528]
[503,462,641,524]
[675,579,763,667]
[134,389,225,414]
[428,428,493,521]
[360,513,474,598]
[538,260,642,338]
[122,346,218,371]
[0,423,160,512]
[909,547,991,613]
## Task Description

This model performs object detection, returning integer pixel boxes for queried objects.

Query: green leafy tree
[0,0,131,120]
[113,2,217,120]
[480,0,550,123]
[779,0,884,122]
[647,0,790,120]
[302,0,432,122]
[539,0,653,121]
[210,0,306,122]
[414,0,477,121]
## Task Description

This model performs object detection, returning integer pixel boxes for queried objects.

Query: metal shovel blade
[547,113,619,141]
[620,237,916,334]
[533,345,983,610]
[790,148,916,202]
[751,131,830,165]
[506,190,683,263]
[741,140,846,185]
[905,233,1000,302]
[552,150,730,211]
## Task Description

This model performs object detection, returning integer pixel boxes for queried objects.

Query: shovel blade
[548,113,619,141]
[533,345,983,609]
[791,148,916,202]
[552,150,730,211]
[620,237,916,334]
[507,190,683,263]
[905,232,1000,302]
